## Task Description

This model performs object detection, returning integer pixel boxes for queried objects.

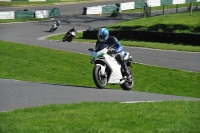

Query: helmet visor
[98,35,106,40]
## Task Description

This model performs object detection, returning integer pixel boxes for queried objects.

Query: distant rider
[95,28,131,79]
[62,27,76,42]
[53,20,61,28]
[68,27,76,33]
[56,20,61,28]
[66,27,76,37]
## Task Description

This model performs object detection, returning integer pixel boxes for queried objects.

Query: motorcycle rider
[63,27,76,42]
[56,20,61,27]
[52,20,61,29]
[95,28,131,79]
[68,27,76,33]
[66,27,76,37]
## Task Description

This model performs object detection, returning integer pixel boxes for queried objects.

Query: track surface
[0,0,200,111]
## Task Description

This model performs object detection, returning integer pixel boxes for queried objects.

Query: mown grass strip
[0,101,199,133]
[0,18,48,23]
[109,10,200,33]
[47,32,200,52]
[0,40,199,98]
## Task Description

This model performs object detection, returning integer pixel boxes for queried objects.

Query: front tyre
[68,37,72,42]
[120,69,134,90]
[93,66,107,89]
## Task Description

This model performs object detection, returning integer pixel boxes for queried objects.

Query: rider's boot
[122,65,132,82]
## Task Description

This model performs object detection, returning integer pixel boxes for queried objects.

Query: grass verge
[47,32,200,52]
[0,40,200,98]
[0,101,200,133]
[0,18,48,23]
[109,10,200,33]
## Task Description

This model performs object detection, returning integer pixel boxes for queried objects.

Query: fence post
[148,6,151,17]
[144,1,149,18]
[190,2,193,16]
[163,4,164,15]
[166,5,168,16]
[176,4,178,13]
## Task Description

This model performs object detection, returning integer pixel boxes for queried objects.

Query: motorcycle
[62,31,76,42]
[88,44,134,90]
[111,10,120,17]
[49,24,57,32]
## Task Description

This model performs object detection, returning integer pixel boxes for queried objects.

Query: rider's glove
[108,48,117,55]
[110,48,117,53]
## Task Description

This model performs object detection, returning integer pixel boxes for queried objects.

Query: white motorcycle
[88,44,134,90]
[49,23,57,32]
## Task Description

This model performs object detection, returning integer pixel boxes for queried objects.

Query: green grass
[0,101,200,133]
[0,18,48,23]
[1,40,200,98]
[47,32,200,52]
[108,10,200,33]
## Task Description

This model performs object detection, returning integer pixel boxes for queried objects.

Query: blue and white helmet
[97,28,109,42]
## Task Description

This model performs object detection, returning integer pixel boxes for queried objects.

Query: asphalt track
[0,0,200,111]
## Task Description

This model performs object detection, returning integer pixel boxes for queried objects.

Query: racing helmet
[97,28,109,42]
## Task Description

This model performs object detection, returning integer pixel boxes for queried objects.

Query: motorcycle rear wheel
[93,66,107,89]
[120,69,134,90]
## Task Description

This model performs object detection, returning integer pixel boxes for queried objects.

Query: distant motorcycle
[111,10,119,17]
[49,23,57,32]
[62,31,76,42]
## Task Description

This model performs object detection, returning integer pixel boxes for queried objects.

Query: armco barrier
[35,10,49,18]
[15,10,35,18]
[134,1,144,9]
[161,0,173,5]
[121,2,134,11]
[84,0,200,15]
[0,11,14,19]
[102,4,117,14]
[83,30,200,46]
[49,8,60,17]
[0,8,60,19]
[86,6,102,15]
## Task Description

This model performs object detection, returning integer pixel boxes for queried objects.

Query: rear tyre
[120,69,134,90]
[93,66,107,89]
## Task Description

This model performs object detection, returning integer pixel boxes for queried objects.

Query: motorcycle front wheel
[67,37,72,42]
[93,65,107,89]
[120,69,134,91]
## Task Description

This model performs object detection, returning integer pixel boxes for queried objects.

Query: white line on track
[121,101,162,103]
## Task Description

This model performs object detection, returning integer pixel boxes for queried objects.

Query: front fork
[96,64,106,77]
